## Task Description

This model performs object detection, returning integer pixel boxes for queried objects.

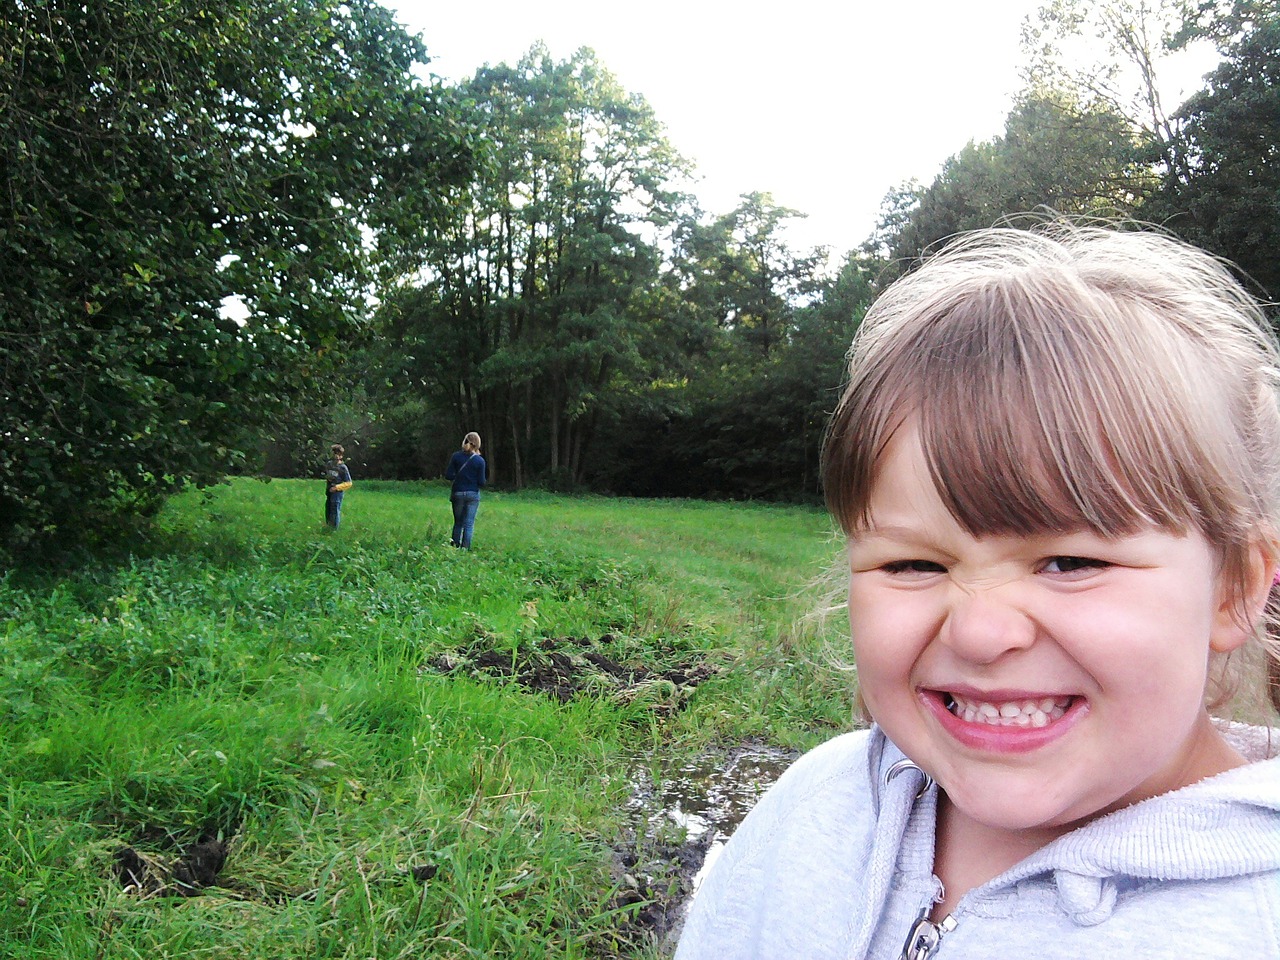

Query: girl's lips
[919,687,1087,753]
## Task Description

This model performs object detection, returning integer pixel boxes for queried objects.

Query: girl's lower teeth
[946,695,1071,728]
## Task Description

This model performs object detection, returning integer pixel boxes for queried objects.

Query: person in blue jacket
[445,432,487,549]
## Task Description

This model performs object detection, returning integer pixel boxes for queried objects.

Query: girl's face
[847,421,1255,843]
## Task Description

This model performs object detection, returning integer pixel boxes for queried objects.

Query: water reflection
[655,746,795,891]
[625,742,797,947]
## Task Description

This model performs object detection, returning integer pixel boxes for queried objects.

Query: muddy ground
[424,632,719,714]
[106,635,790,955]
[614,742,797,950]
[113,837,229,897]
[424,633,793,949]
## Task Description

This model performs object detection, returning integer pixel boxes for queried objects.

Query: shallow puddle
[622,742,797,949]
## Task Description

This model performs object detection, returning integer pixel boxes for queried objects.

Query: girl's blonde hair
[822,222,1280,713]
[463,432,482,450]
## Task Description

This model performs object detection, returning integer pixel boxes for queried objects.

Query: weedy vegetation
[1,479,853,958]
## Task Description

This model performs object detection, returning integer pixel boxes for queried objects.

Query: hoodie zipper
[900,908,957,960]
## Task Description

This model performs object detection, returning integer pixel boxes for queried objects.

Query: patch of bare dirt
[423,634,718,714]
[113,837,228,897]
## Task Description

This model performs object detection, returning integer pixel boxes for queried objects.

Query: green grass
[0,479,855,958]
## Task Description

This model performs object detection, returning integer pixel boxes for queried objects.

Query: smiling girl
[675,223,1280,959]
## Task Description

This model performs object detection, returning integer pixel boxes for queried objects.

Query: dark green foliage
[876,0,1278,311]
[674,192,827,358]
[0,0,470,558]
[587,252,877,500]
[361,45,686,489]
[193,46,873,504]
[882,92,1143,270]
[1147,1,1280,300]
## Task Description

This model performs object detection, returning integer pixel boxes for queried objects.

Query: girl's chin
[939,788,1087,840]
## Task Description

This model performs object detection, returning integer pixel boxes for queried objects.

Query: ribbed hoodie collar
[873,722,1280,901]
[1013,747,1280,884]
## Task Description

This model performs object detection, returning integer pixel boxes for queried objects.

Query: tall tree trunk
[506,406,523,489]
[569,421,584,483]
[549,387,561,472]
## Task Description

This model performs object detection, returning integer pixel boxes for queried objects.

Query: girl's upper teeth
[949,694,1072,727]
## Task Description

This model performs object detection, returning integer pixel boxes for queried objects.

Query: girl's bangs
[889,290,1213,540]
[914,370,1168,539]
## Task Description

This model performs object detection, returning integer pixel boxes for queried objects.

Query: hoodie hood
[676,725,1280,960]
[1013,722,1280,885]
[874,722,1280,926]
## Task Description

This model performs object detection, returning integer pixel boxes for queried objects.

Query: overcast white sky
[385,0,1214,258]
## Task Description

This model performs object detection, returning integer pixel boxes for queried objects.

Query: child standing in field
[323,443,353,530]
[446,432,487,549]
[675,224,1280,959]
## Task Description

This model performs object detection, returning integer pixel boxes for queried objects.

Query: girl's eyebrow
[854,523,929,541]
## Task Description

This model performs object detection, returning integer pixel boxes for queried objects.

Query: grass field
[0,478,856,958]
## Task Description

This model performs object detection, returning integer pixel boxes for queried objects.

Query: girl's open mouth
[923,688,1086,752]
[943,693,1075,728]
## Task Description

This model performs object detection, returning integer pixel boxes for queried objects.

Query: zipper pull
[900,909,957,960]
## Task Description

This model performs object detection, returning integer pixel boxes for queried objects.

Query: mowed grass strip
[0,479,854,959]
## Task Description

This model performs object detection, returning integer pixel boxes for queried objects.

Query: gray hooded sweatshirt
[675,723,1280,960]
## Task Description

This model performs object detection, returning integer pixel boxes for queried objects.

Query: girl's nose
[939,586,1036,663]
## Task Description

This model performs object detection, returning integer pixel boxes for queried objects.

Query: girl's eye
[882,559,947,575]
[1042,556,1109,575]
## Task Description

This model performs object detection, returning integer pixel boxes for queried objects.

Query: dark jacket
[446,450,487,494]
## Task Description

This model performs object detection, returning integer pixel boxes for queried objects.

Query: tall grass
[0,479,853,958]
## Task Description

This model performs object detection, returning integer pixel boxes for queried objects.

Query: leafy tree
[1020,0,1203,179]
[865,180,925,260]
[0,0,470,555]
[1147,0,1280,299]
[692,251,878,499]
[883,139,1006,269]
[882,93,1141,268]
[374,45,686,487]
[587,227,867,501]
[673,193,826,358]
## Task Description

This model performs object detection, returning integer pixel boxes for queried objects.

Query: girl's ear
[1211,539,1276,654]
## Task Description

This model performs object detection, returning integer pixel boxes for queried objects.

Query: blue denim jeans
[325,493,344,529]
[450,491,480,548]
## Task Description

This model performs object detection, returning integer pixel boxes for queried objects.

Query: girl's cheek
[852,590,933,638]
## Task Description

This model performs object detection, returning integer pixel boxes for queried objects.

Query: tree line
[2,0,1277,559]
